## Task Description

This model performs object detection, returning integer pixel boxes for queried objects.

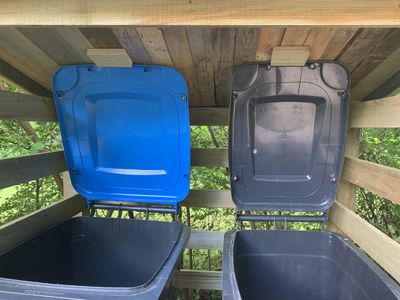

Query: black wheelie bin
[0,65,191,299]
[223,62,400,300]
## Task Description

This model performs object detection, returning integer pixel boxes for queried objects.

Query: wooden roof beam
[0,1,399,26]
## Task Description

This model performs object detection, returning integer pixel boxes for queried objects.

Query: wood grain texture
[367,70,400,100]
[182,190,234,208]
[0,28,58,89]
[337,28,390,73]
[18,27,92,65]
[351,46,400,101]
[320,28,359,60]
[191,148,228,167]
[163,28,201,106]
[350,95,400,128]
[190,107,229,125]
[79,28,121,48]
[0,59,51,96]
[87,48,132,67]
[3,1,399,26]
[351,29,400,87]
[234,28,260,66]
[342,156,400,205]
[0,90,56,121]
[211,28,235,107]
[112,27,152,64]
[136,28,173,66]
[271,46,310,66]
[330,201,400,283]
[0,195,86,253]
[174,270,222,290]
[280,28,311,45]
[0,151,67,189]
[187,28,216,106]
[304,28,337,60]
[187,231,225,250]
[255,28,285,61]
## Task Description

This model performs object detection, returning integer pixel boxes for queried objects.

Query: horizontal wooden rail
[330,201,400,282]
[187,231,225,250]
[0,195,86,253]
[0,151,67,189]
[191,148,228,167]
[342,157,400,205]
[1,1,400,26]
[350,95,400,128]
[0,90,56,121]
[190,107,229,126]
[174,270,222,290]
[183,190,234,208]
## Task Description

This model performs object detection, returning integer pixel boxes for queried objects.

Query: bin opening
[0,217,182,288]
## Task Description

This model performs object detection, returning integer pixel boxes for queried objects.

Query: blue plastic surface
[52,65,190,206]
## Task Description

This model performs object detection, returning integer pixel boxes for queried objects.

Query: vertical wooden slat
[255,28,285,61]
[136,28,173,66]
[112,27,152,64]
[163,28,202,106]
[211,28,235,107]
[187,28,216,106]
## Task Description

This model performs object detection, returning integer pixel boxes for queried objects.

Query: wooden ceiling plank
[280,28,311,46]
[367,71,400,100]
[320,28,359,60]
[187,28,216,106]
[304,28,338,60]
[352,46,400,101]
[337,28,391,73]
[351,29,400,87]
[136,28,173,66]
[163,27,202,106]
[234,28,260,66]
[211,28,235,107]
[79,28,121,48]
[18,27,93,65]
[255,28,285,61]
[112,27,152,64]
[0,28,58,90]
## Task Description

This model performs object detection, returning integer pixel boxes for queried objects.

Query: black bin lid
[229,62,350,212]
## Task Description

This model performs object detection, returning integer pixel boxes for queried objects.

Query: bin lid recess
[229,62,350,212]
[52,65,190,206]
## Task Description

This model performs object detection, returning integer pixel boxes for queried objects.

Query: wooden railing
[1,91,400,288]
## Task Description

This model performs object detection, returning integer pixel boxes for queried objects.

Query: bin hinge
[236,210,328,230]
[88,201,179,220]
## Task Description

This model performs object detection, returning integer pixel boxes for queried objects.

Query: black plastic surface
[223,230,400,300]
[0,217,189,299]
[229,62,349,212]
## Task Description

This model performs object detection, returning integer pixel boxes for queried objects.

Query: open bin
[0,65,191,299]
[223,62,400,300]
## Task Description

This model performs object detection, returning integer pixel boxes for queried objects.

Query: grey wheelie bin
[223,62,400,300]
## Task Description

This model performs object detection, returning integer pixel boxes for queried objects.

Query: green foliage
[356,128,400,242]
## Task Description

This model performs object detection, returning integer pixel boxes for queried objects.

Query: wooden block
[87,48,132,67]
[271,46,310,66]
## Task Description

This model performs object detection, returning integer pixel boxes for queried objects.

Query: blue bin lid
[52,65,190,206]
[229,62,350,212]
